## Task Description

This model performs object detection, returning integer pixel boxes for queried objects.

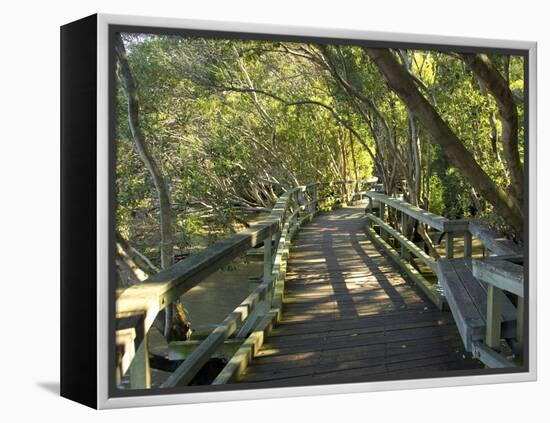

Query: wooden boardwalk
[239,205,482,385]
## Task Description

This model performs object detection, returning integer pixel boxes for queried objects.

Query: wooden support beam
[472,257,524,297]
[517,297,524,347]
[366,192,464,232]
[168,339,243,361]
[464,232,472,258]
[368,196,373,216]
[400,212,407,258]
[212,310,278,384]
[129,330,150,389]
[160,274,274,387]
[468,220,522,256]
[472,341,515,368]
[485,284,502,350]
[446,232,454,259]
[263,232,272,284]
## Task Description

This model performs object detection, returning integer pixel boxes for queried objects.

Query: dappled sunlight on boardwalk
[239,204,482,385]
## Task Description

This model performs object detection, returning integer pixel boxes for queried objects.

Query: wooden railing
[364,192,469,308]
[363,191,524,367]
[116,180,370,389]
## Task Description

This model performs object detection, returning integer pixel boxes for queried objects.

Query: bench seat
[436,258,517,351]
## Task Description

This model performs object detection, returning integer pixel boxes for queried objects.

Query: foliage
[427,173,445,216]
[114,32,525,272]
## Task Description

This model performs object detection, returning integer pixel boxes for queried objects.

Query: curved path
[239,204,482,386]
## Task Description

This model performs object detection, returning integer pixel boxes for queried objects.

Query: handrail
[468,220,522,256]
[366,192,468,232]
[364,192,520,257]
[472,256,523,297]
[116,179,369,388]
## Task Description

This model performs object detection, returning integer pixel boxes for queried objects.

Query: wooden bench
[436,258,517,352]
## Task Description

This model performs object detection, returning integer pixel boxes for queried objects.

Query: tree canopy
[114,32,525,289]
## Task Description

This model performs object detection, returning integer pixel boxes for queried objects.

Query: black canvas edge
[60,13,98,409]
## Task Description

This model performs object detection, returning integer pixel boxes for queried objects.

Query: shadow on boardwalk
[238,204,482,386]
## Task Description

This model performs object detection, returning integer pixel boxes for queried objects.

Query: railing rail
[116,179,371,388]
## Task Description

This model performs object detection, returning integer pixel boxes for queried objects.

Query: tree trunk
[400,50,422,208]
[115,34,176,339]
[460,53,523,208]
[364,48,523,234]
[116,231,159,276]
[349,129,360,186]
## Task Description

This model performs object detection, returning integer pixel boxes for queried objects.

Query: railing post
[379,203,388,241]
[312,184,318,212]
[517,297,524,347]
[400,212,407,258]
[263,231,273,284]
[446,232,454,259]
[486,284,502,350]
[367,196,373,216]
[464,231,472,258]
[130,329,151,389]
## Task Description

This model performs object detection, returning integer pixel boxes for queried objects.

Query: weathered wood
[380,201,386,222]
[464,232,472,258]
[120,183,524,386]
[116,185,313,387]
[472,341,515,368]
[437,258,518,354]
[260,323,460,353]
[517,297,524,346]
[160,275,274,387]
[129,328,150,389]
[400,212,407,257]
[263,232,272,284]
[485,284,502,349]
[249,333,464,369]
[453,259,517,327]
[436,259,485,350]
[245,344,466,382]
[117,188,301,321]
[115,181,363,387]
[366,192,468,232]
[269,309,454,342]
[115,314,143,378]
[213,310,278,384]
[365,225,443,308]
[235,205,481,385]
[445,232,454,259]
[472,257,524,297]
[168,339,243,361]
[468,220,522,256]
[366,213,436,270]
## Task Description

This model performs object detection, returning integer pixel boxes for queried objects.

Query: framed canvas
[60,13,537,409]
